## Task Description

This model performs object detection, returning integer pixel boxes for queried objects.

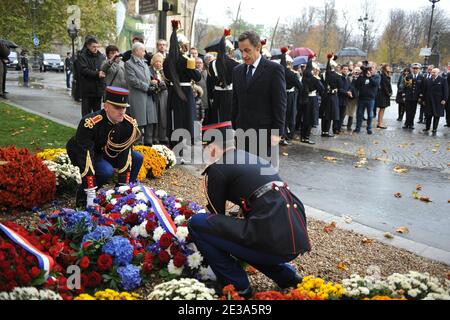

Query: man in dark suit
[231,31,287,159]
[423,68,449,133]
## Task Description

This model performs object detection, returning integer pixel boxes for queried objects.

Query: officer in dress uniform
[205,29,240,124]
[188,122,311,298]
[320,54,343,137]
[403,63,425,129]
[163,20,202,154]
[67,86,144,207]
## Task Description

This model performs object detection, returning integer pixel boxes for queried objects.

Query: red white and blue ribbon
[0,222,55,280]
[141,186,178,237]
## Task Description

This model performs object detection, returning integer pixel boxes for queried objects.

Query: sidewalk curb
[305,205,450,266]
[4,100,77,129]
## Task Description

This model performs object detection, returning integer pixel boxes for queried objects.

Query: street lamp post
[424,0,440,66]
[358,13,374,58]
[24,0,44,69]
[67,20,78,63]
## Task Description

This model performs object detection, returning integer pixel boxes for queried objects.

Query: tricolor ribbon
[140,186,178,237]
[0,222,55,280]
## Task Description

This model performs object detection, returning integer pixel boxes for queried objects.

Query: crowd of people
[64,27,449,156]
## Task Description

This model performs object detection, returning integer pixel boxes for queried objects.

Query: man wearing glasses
[403,63,425,130]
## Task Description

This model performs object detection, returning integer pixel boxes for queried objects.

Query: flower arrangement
[0,146,56,210]
[74,289,141,300]
[147,278,217,300]
[295,276,345,300]
[0,287,62,300]
[133,146,167,180]
[152,145,177,169]
[36,148,67,161]
[43,152,81,195]
[342,271,450,300]
[27,183,212,298]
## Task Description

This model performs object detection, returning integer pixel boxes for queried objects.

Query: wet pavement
[3,70,450,255]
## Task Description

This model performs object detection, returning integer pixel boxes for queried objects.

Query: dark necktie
[246,65,254,85]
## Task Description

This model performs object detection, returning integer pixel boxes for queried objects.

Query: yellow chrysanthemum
[36,148,66,161]
[133,146,166,180]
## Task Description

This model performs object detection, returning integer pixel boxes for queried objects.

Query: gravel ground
[148,166,450,292]
[2,165,449,296]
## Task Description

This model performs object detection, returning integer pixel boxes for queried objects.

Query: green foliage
[0,0,117,52]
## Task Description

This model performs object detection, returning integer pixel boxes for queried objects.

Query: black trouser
[425,116,440,131]
[405,100,418,127]
[333,104,347,132]
[445,102,450,126]
[398,102,406,120]
[347,117,353,130]
[418,105,425,122]
[81,97,102,117]
[301,98,314,140]
[321,119,331,133]
[285,91,297,139]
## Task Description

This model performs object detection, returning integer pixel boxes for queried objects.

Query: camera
[360,60,372,76]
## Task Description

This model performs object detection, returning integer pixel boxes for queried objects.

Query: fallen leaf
[397,144,408,148]
[324,221,337,233]
[416,184,422,191]
[396,226,409,234]
[448,200,450,204]
[394,192,402,198]
[282,152,289,157]
[419,196,432,203]
[434,143,440,148]
[373,140,380,145]
[323,156,338,162]
[361,238,374,244]
[337,263,349,271]
[432,149,438,153]
[384,232,394,239]
[393,165,408,174]
[416,153,421,157]
[412,191,421,200]
[382,149,388,154]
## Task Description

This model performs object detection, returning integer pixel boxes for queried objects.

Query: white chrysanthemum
[135,192,148,202]
[175,202,182,209]
[174,215,186,226]
[187,251,203,269]
[155,190,168,198]
[176,226,189,242]
[132,203,148,213]
[153,226,165,242]
[138,222,149,238]
[198,266,217,281]
[167,260,184,276]
[120,205,133,215]
[118,185,131,193]
[105,189,115,199]
[408,289,419,298]
[110,198,118,206]
[130,226,141,239]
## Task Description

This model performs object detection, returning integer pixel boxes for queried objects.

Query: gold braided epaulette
[124,114,138,128]
[84,115,103,129]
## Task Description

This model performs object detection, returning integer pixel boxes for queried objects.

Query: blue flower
[117,264,141,291]
[82,226,114,244]
[63,211,94,233]
[102,236,133,266]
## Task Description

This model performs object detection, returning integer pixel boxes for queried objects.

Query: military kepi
[104,86,130,107]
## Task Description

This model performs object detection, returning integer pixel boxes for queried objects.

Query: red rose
[26,255,36,266]
[144,253,154,263]
[170,245,180,256]
[87,271,102,288]
[157,250,170,264]
[19,273,32,285]
[6,280,17,291]
[183,209,194,219]
[127,199,135,205]
[97,254,113,271]
[124,213,139,225]
[31,266,41,278]
[146,212,156,220]
[105,203,114,212]
[173,253,186,268]
[79,256,90,269]
[143,261,153,274]
[145,220,157,233]
[159,233,173,249]
[80,274,89,288]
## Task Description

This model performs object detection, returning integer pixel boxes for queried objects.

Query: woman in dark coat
[376,64,393,129]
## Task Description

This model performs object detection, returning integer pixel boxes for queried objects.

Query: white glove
[85,187,97,208]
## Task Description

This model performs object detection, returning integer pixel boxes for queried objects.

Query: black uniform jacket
[202,149,311,256]
[66,109,140,188]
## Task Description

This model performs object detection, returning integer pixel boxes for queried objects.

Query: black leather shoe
[367,130,373,135]
[321,132,334,137]
[237,286,255,299]
[423,129,430,132]
[353,129,360,133]
[278,274,303,289]
[279,139,290,146]
[402,126,409,129]
[417,120,424,124]
[410,127,415,130]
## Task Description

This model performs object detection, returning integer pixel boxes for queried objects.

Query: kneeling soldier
[67,86,143,207]
[188,122,311,298]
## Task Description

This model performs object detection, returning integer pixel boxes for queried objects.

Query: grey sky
[196,0,448,35]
